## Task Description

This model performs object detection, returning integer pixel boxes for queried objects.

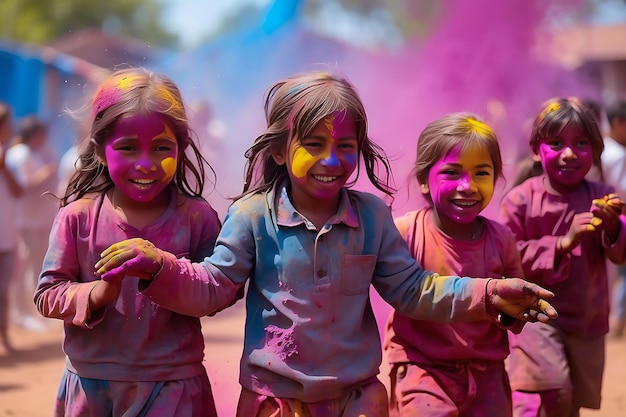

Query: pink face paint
[103,113,178,204]
[535,123,593,194]
[426,144,495,226]
[287,111,358,205]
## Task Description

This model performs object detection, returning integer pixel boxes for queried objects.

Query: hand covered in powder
[558,211,601,252]
[487,278,557,323]
[95,238,163,282]
[591,193,624,243]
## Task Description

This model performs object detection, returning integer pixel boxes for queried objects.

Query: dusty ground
[1,300,625,417]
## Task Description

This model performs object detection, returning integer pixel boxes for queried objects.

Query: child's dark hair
[61,67,212,207]
[0,101,11,127]
[15,115,47,145]
[606,100,626,127]
[413,112,503,203]
[240,71,394,199]
[530,97,604,171]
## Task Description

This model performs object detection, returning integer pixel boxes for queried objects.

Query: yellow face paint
[291,145,319,178]
[155,124,178,180]
[457,146,495,209]
[290,114,337,178]
[161,157,177,179]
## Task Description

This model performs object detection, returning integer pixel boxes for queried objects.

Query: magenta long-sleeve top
[384,208,525,365]
[500,176,626,336]
[34,189,234,382]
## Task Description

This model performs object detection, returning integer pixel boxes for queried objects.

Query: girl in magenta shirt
[501,97,626,417]
[384,113,525,416]
[35,68,238,417]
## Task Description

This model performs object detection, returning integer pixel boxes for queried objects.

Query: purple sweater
[34,189,236,381]
[500,176,626,336]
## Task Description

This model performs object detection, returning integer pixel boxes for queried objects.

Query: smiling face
[275,111,358,211]
[102,113,178,205]
[423,144,495,229]
[533,122,593,194]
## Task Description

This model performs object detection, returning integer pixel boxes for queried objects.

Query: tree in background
[0,0,177,48]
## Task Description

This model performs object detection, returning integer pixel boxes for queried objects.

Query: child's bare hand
[559,212,600,251]
[591,194,624,243]
[488,278,557,323]
[95,238,163,282]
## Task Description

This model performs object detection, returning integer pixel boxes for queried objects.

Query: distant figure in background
[602,100,626,338]
[5,115,58,331]
[187,99,228,216]
[0,102,21,353]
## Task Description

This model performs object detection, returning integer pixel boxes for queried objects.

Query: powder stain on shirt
[265,324,298,360]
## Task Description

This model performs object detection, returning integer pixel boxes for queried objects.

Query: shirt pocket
[341,254,376,295]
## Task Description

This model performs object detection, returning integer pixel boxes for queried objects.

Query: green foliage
[0,0,178,47]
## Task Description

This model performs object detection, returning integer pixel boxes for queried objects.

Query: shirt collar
[267,180,359,229]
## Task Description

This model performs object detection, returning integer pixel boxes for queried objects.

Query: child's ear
[420,183,429,195]
[270,143,286,166]
[531,148,542,162]
[91,138,108,166]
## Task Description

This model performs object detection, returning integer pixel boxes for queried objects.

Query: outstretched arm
[95,238,242,317]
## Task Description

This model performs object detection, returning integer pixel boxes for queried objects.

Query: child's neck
[543,176,585,196]
[432,209,483,242]
[109,188,171,230]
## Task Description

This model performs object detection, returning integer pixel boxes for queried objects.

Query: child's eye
[154,145,174,152]
[442,169,459,176]
[115,145,136,152]
[338,142,357,151]
[301,141,325,154]
[476,170,492,177]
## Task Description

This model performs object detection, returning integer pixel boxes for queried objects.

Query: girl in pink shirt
[501,97,626,417]
[35,68,238,417]
[384,112,525,416]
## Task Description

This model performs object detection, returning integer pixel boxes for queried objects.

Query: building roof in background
[547,23,626,67]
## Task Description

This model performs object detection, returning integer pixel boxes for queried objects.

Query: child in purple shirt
[384,113,525,416]
[501,97,626,417]
[96,71,557,417]
[34,68,239,417]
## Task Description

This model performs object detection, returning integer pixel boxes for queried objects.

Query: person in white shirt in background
[0,102,22,353]
[603,100,626,337]
[5,115,58,332]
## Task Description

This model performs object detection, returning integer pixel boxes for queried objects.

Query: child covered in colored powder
[500,97,626,417]
[34,68,239,417]
[96,71,557,417]
[383,113,525,416]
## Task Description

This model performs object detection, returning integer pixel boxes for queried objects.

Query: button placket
[313,225,332,283]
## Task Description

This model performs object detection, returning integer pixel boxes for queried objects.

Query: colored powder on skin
[161,157,177,179]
